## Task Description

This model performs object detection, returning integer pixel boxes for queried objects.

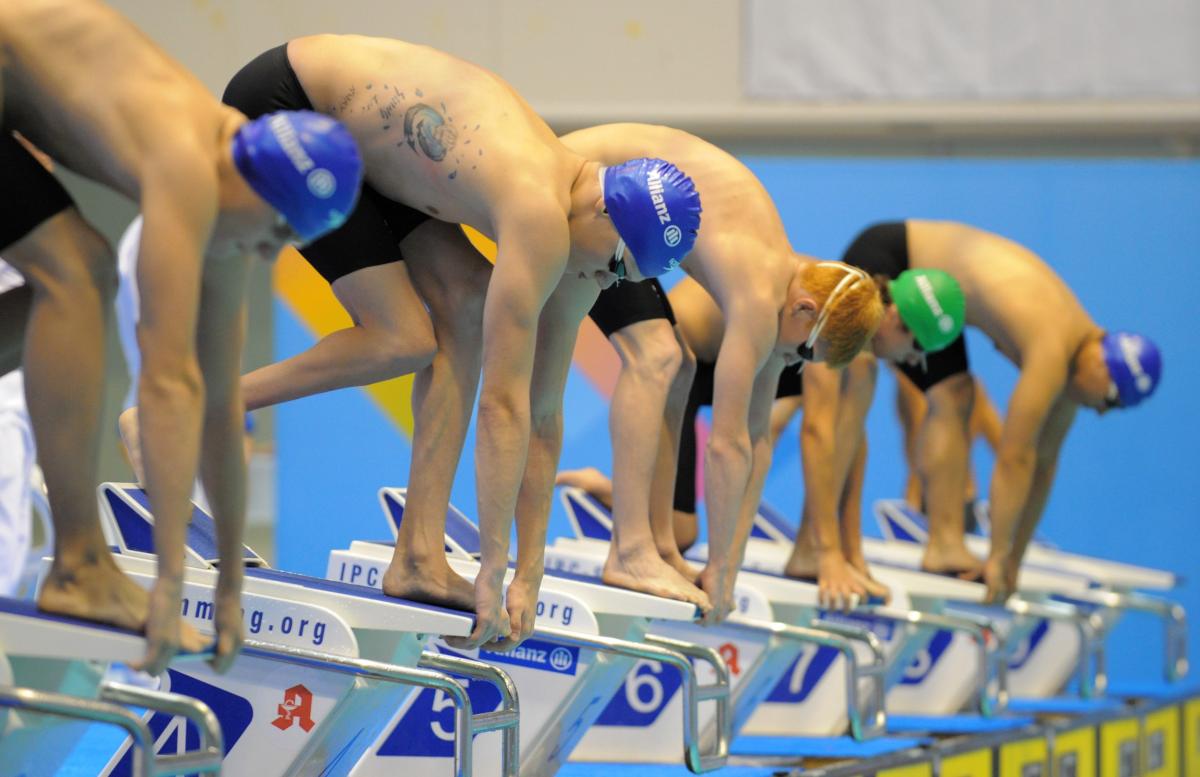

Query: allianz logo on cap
[647,166,673,225]
[268,114,316,175]
[914,274,955,333]
[1118,334,1153,392]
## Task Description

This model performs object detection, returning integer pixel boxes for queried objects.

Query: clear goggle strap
[804,263,869,350]
[598,166,627,266]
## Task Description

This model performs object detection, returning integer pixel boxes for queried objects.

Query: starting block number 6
[625,661,666,714]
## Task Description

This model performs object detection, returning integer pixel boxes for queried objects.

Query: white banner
[744,0,1200,100]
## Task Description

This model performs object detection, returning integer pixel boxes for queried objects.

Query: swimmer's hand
[818,552,870,613]
[697,564,736,625]
[135,578,207,676]
[445,573,511,651]
[209,570,245,673]
[497,574,539,652]
[983,554,1016,604]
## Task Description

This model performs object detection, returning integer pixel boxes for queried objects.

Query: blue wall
[742,158,1199,684]
[278,157,1199,686]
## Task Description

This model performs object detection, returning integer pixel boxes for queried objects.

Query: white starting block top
[345,540,697,622]
[859,538,1093,596]
[0,597,197,665]
[873,499,1178,591]
[112,551,474,639]
[100,483,476,638]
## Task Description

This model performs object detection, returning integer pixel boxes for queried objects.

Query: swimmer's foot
[921,543,985,582]
[660,548,702,585]
[37,557,205,652]
[783,544,820,581]
[382,557,477,612]
[554,467,613,510]
[603,547,711,614]
[117,407,146,484]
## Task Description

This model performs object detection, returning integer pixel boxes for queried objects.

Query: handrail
[241,639,516,777]
[862,605,1010,717]
[644,634,731,773]
[536,627,730,773]
[1057,589,1188,682]
[0,685,158,776]
[99,681,224,775]
[726,617,888,741]
[419,650,520,777]
[1006,597,1107,698]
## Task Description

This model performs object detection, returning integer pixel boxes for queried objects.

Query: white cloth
[0,259,32,596]
[114,217,212,511]
[115,217,143,411]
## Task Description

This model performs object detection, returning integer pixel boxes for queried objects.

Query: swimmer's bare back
[906,220,1098,364]
[0,0,239,199]
[287,34,580,239]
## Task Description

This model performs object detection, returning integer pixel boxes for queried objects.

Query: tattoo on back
[403,103,457,162]
[329,82,483,179]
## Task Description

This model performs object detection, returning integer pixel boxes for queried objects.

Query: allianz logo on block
[481,639,579,676]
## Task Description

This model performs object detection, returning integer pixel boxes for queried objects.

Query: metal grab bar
[535,627,731,773]
[241,639,515,777]
[726,617,888,741]
[1056,589,1188,682]
[1006,597,1107,698]
[0,685,159,777]
[863,605,1010,717]
[418,651,521,777]
[643,634,731,773]
[99,681,224,775]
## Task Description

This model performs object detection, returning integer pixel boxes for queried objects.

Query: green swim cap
[888,269,965,352]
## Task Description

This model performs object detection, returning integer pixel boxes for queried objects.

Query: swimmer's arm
[987,354,1069,566]
[705,314,773,573]
[194,257,250,579]
[799,361,852,560]
[733,360,786,568]
[1012,397,1076,566]
[194,252,251,670]
[474,207,568,587]
[135,158,219,588]
[514,277,597,583]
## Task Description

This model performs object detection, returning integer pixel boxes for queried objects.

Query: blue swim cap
[232,111,363,243]
[1102,331,1162,408]
[601,159,701,277]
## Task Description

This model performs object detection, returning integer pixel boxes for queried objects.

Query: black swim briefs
[673,359,804,514]
[223,44,432,284]
[842,221,969,392]
[587,278,676,338]
[0,133,75,253]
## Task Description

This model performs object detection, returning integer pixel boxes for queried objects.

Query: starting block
[556,484,1018,777]
[327,487,731,775]
[97,482,519,777]
[0,596,224,775]
[683,492,1123,709]
[876,499,1189,687]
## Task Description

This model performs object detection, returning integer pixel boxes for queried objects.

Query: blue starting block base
[887,713,1035,735]
[733,735,928,759]
[558,766,793,777]
[565,686,1199,777]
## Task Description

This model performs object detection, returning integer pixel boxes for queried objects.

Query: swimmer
[0,0,362,674]
[211,37,702,649]
[555,123,883,621]
[807,221,1161,602]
